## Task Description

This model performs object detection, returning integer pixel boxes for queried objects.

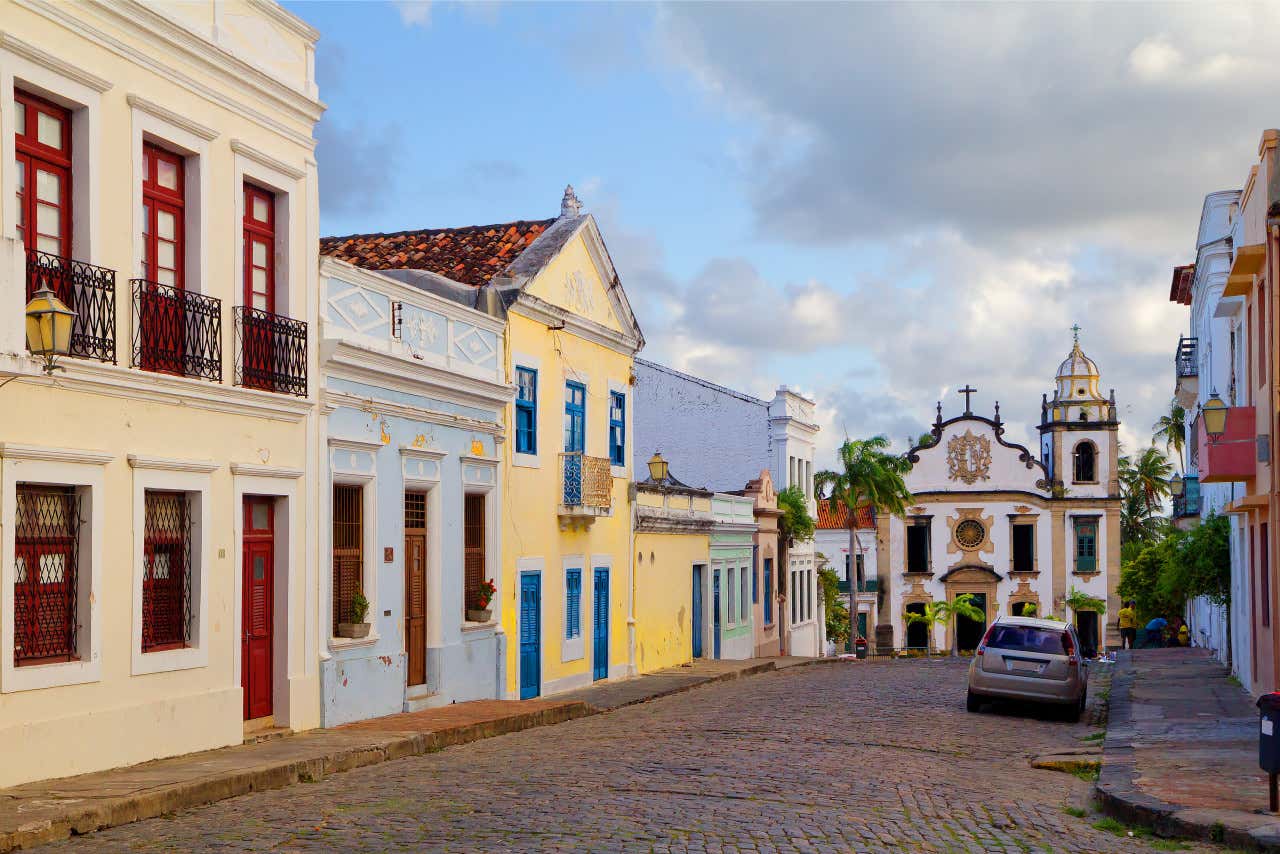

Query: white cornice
[128,454,220,473]
[399,446,447,461]
[244,0,321,42]
[54,360,313,423]
[14,0,321,148]
[320,257,506,335]
[323,389,505,438]
[229,462,304,479]
[324,340,511,411]
[127,93,218,141]
[511,295,642,357]
[0,443,113,465]
[231,139,306,181]
[460,454,500,466]
[0,31,113,92]
[327,436,383,453]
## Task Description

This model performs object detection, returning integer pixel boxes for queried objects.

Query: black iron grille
[14,486,81,665]
[26,249,116,364]
[132,279,222,381]
[333,484,363,631]
[143,491,193,651]
[234,306,307,397]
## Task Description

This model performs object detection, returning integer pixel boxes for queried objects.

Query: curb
[1095,652,1280,852]
[1,657,806,851]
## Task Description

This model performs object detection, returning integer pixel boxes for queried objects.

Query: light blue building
[317,257,511,725]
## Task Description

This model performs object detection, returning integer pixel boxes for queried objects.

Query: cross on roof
[1071,323,1082,345]
[959,384,977,414]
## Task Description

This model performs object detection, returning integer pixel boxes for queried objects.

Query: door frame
[404,490,428,689]
[518,568,542,700]
[242,496,274,722]
[232,474,297,731]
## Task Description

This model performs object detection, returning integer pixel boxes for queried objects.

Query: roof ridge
[321,218,557,244]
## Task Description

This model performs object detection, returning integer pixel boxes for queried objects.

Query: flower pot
[336,622,371,639]
[467,608,492,623]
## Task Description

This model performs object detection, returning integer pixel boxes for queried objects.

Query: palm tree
[1152,400,1187,473]
[816,436,914,651]
[905,593,986,656]
[776,485,815,656]
[1120,445,1173,518]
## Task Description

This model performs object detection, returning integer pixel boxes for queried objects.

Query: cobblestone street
[51,660,1214,852]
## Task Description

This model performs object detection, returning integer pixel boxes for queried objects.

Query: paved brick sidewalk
[1099,647,1280,849]
[0,658,792,851]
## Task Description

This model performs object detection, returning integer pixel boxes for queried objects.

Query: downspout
[627,481,637,677]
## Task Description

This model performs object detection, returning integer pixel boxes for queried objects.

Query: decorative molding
[399,446,447,461]
[231,139,306,181]
[229,462,304,479]
[243,0,321,41]
[510,294,642,357]
[0,31,113,92]
[126,93,218,140]
[946,430,992,485]
[0,443,113,466]
[127,454,220,473]
[320,257,506,336]
[324,342,511,412]
[323,388,505,438]
[460,454,500,466]
[327,436,383,453]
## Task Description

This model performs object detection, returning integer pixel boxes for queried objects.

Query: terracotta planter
[467,608,492,623]
[336,622,371,639]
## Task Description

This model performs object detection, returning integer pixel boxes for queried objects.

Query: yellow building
[319,186,644,698]
[0,1,324,786]
[634,453,712,674]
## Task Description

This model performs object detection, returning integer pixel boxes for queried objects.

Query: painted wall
[710,494,757,660]
[0,0,322,786]
[501,225,637,698]
[633,495,709,673]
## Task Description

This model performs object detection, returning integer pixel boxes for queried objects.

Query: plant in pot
[338,591,371,639]
[467,579,497,623]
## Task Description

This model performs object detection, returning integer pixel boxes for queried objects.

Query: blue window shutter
[515,367,538,455]
[752,545,759,603]
[608,392,625,466]
[566,568,582,639]
[763,559,773,624]
[564,381,585,452]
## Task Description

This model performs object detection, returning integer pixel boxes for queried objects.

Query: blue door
[519,573,541,699]
[692,565,704,658]
[592,568,609,681]
[712,568,722,659]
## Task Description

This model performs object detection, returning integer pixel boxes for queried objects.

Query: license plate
[1006,659,1045,674]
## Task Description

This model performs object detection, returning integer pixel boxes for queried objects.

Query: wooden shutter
[332,485,362,632]
[464,494,485,610]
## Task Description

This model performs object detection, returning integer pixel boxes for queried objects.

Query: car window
[987,625,1067,655]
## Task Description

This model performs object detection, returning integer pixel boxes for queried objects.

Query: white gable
[907,418,1047,495]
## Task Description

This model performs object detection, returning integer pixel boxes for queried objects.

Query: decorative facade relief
[327,279,390,336]
[946,430,992,484]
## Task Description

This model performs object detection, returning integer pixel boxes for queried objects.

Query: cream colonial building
[878,335,1121,657]
[0,1,323,786]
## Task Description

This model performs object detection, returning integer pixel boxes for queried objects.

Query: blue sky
[287,1,1280,462]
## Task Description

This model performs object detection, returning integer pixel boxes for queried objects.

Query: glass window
[727,567,736,624]
[142,144,185,289]
[515,367,537,455]
[564,381,585,452]
[763,559,773,625]
[143,490,192,651]
[1074,519,1097,572]
[608,392,625,467]
[13,485,80,665]
[740,568,749,626]
[332,484,363,633]
[243,184,275,313]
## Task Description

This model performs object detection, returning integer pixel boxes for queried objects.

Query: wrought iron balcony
[559,452,612,528]
[1175,336,1198,378]
[25,249,116,363]
[234,307,307,397]
[1172,475,1201,519]
[131,280,221,382]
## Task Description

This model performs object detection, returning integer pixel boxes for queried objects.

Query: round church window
[955,519,985,550]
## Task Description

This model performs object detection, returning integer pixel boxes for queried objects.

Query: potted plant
[467,579,497,623]
[337,591,371,639]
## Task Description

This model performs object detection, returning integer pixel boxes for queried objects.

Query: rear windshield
[987,625,1067,655]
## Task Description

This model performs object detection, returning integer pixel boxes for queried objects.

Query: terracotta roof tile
[817,499,874,529]
[319,219,557,287]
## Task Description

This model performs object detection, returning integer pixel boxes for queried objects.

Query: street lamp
[24,286,74,374]
[1170,473,1184,497]
[647,451,669,483]
[1201,391,1228,442]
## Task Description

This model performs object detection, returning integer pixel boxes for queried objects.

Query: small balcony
[1196,406,1257,483]
[1174,336,1198,407]
[1172,475,1201,519]
[559,452,612,529]
[838,578,879,595]
[234,307,308,397]
[132,280,221,382]
[26,249,116,364]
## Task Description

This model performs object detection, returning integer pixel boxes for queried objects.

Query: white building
[816,500,878,648]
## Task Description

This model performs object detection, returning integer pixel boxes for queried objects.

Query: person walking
[1145,616,1168,648]
[1118,600,1138,650]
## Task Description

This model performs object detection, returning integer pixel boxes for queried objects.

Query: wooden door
[692,565,704,658]
[519,573,541,699]
[592,568,609,681]
[404,491,427,687]
[712,569,722,659]
[242,498,274,721]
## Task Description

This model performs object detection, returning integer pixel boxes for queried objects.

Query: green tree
[904,593,986,656]
[776,485,815,653]
[1152,400,1187,473]
[816,435,914,650]
[1118,446,1173,544]
[1160,513,1231,607]
[817,564,850,648]
[1118,532,1186,621]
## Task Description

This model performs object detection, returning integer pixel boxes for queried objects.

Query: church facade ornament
[946,430,992,485]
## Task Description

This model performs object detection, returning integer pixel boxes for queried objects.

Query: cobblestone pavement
[50,660,1220,852]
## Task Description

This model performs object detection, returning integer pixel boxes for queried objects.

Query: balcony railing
[559,452,612,526]
[1175,336,1198,378]
[132,280,221,382]
[234,307,307,397]
[26,249,116,364]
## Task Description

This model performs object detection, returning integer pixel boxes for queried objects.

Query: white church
[875,333,1121,656]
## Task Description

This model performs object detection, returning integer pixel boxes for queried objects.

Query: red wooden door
[405,491,427,687]
[242,184,276,391]
[242,498,274,721]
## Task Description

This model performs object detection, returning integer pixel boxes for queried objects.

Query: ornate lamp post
[647,451,669,483]
[24,285,74,374]
[1201,391,1228,442]
[1170,473,1184,497]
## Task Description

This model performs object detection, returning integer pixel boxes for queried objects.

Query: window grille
[404,491,426,530]
[14,486,80,665]
[332,484,363,632]
[143,490,192,651]
[464,494,486,610]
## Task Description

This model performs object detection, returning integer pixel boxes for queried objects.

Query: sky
[287,0,1280,466]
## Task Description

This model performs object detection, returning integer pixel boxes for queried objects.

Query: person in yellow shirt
[1118,600,1138,650]
[1177,619,1190,647]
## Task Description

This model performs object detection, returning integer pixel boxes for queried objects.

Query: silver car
[966,616,1088,721]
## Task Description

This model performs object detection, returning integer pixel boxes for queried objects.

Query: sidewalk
[1098,647,1280,850]
[0,656,814,851]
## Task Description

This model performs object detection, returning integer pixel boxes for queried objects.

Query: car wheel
[966,690,982,713]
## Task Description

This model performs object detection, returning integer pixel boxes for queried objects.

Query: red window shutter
[141,143,185,289]
[243,184,275,313]
[142,491,191,651]
[332,485,363,632]
[464,494,485,610]
[13,486,79,665]
[14,90,72,263]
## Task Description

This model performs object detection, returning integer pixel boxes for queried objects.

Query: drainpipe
[627,481,637,677]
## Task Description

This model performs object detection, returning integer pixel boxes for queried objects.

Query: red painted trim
[15,89,72,258]
[142,143,185,289]
[242,183,275,313]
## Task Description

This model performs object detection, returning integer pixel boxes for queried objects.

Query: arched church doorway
[905,602,928,650]
[955,592,987,651]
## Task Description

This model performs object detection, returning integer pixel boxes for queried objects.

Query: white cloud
[393,1,431,28]
[1129,37,1183,81]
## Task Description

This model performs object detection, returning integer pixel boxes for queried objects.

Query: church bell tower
[1039,328,1120,499]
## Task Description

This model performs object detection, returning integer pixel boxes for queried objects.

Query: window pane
[252,291,268,310]
[157,158,179,190]
[157,210,175,240]
[36,234,59,254]
[36,111,62,149]
[252,502,269,530]
[252,239,268,266]
[14,555,27,583]
[35,168,60,204]
[252,267,267,294]
[253,195,269,222]
[36,201,59,235]
[253,555,265,581]
[157,268,175,285]
[14,102,25,136]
